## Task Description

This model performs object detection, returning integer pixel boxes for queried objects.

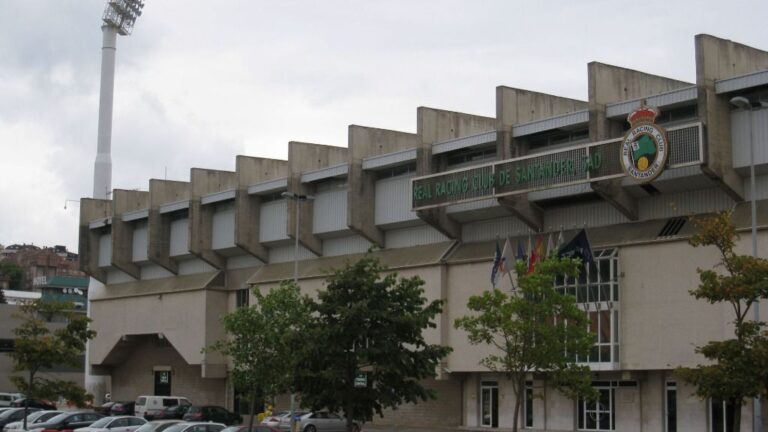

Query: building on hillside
[0,290,42,305]
[33,275,89,311]
[78,34,768,432]
[6,245,84,291]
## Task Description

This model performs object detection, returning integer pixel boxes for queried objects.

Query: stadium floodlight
[102,0,145,36]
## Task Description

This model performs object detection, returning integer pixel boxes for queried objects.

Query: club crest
[621,105,669,183]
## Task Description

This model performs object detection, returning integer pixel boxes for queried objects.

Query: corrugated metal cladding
[512,110,589,137]
[375,174,418,226]
[169,218,189,257]
[313,187,349,234]
[462,217,533,243]
[715,70,768,94]
[107,269,133,285]
[731,108,768,169]
[432,130,497,155]
[212,202,236,250]
[385,225,448,249]
[227,255,263,270]
[260,199,288,243]
[605,86,697,118]
[178,258,215,275]
[638,188,735,220]
[323,235,373,257]
[269,244,318,264]
[132,220,148,262]
[545,201,630,231]
[98,234,112,267]
[139,264,174,280]
[747,175,768,201]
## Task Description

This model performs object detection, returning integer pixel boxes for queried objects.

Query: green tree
[0,261,23,290]
[10,300,96,428]
[293,255,452,432]
[454,257,597,432]
[676,212,768,432]
[207,281,311,431]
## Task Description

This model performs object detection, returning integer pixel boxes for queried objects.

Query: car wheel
[304,425,317,432]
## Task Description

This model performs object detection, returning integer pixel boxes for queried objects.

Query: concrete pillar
[189,168,237,269]
[79,198,113,282]
[287,141,349,256]
[110,189,149,279]
[347,125,420,247]
[495,87,588,231]
[695,34,768,201]
[416,107,497,239]
[588,62,692,220]
[148,179,190,274]
[235,156,287,262]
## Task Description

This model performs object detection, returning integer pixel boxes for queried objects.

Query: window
[236,289,249,308]
[666,382,677,432]
[0,339,14,352]
[528,128,589,152]
[578,382,615,431]
[480,381,499,427]
[524,381,533,428]
[376,163,415,179]
[554,249,619,364]
[710,399,736,432]
[446,146,496,167]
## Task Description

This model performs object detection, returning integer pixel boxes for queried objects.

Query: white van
[0,393,22,407]
[134,395,191,419]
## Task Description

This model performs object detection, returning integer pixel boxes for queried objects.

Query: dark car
[150,404,190,420]
[110,402,136,416]
[182,407,241,426]
[9,400,56,410]
[28,411,104,432]
[222,427,279,432]
[95,403,117,416]
[0,408,41,428]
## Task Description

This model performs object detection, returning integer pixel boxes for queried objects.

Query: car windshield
[24,411,47,422]
[0,410,20,420]
[155,422,184,432]
[88,417,114,428]
[36,412,62,423]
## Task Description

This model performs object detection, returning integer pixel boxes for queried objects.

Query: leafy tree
[0,261,23,290]
[207,281,311,431]
[676,211,768,432]
[10,300,96,428]
[293,255,452,432]
[455,257,597,432]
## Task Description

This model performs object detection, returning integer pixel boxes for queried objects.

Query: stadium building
[79,34,768,431]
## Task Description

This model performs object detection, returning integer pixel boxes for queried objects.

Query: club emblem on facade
[621,105,669,183]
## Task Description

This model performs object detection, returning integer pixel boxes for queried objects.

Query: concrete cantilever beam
[416,106,497,240]
[147,179,190,275]
[189,168,236,269]
[347,125,420,247]
[79,198,113,283]
[110,189,149,279]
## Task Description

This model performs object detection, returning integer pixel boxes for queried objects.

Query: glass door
[480,381,498,428]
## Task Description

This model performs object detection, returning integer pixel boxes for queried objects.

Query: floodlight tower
[93,0,145,199]
[87,0,145,404]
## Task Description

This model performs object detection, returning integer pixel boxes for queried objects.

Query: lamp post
[729,95,760,432]
[281,191,314,432]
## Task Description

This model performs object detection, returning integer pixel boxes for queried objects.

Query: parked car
[259,412,295,429]
[0,395,22,408]
[132,420,183,432]
[161,423,226,432]
[28,411,104,432]
[135,398,190,420]
[3,410,62,432]
[148,405,189,421]
[183,407,240,426]
[74,416,146,432]
[109,403,136,417]
[279,412,359,432]
[9,401,55,411]
[0,409,41,429]
[95,403,117,417]
[222,426,279,432]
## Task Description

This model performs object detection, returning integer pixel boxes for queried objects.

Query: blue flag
[516,240,527,263]
[491,240,502,287]
[557,229,594,264]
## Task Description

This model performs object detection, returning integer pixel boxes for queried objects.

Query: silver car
[280,412,359,432]
[161,423,226,432]
[3,411,62,432]
[75,416,147,432]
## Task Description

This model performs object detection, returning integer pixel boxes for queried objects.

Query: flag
[499,237,514,275]
[555,228,564,251]
[516,240,527,263]
[557,229,594,264]
[546,233,554,257]
[527,235,535,273]
[491,240,503,287]
[535,235,545,261]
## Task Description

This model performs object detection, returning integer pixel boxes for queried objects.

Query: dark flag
[557,229,594,264]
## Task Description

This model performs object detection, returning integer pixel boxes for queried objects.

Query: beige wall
[111,337,226,405]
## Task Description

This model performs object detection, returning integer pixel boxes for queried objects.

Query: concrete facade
[79,35,768,431]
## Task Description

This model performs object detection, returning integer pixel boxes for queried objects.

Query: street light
[729,95,761,432]
[280,191,314,432]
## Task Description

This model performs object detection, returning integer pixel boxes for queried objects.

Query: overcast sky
[1,0,767,252]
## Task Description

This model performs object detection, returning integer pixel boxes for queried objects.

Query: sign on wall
[411,119,701,211]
